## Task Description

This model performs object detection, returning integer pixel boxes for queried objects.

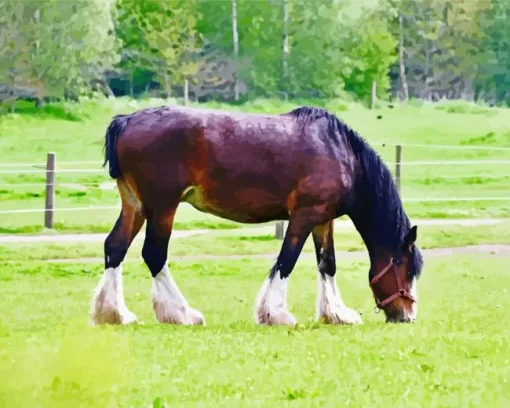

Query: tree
[0,0,33,110]
[282,0,289,92]
[398,11,409,101]
[232,0,239,101]
[0,0,119,107]
[389,0,493,101]
[129,0,201,98]
[478,0,510,103]
[341,1,398,102]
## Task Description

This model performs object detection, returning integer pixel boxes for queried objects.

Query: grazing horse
[90,105,423,326]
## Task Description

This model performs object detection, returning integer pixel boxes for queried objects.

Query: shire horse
[90,105,424,326]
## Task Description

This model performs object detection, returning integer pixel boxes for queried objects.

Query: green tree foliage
[388,0,498,102]
[0,0,119,106]
[114,0,153,96]
[0,0,27,106]
[285,0,349,98]
[116,0,202,98]
[339,0,398,101]
[478,0,510,103]
[3,0,510,106]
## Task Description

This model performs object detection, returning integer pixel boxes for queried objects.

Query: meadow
[1,97,510,233]
[1,251,509,407]
[1,97,510,407]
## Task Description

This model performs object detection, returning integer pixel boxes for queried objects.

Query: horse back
[115,106,352,222]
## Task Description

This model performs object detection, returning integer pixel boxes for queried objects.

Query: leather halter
[370,257,416,313]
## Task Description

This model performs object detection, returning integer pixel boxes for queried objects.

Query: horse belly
[181,185,288,223]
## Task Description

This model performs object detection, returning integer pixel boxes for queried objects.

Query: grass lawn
[2,98,509,407]
[1,221,509,262]
[0,254,508,406]
[1,97,510,233]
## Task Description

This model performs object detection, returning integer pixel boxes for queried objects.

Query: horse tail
[103,114,131,179]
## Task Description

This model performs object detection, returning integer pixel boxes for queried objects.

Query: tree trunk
[399,12,409,102]
[101,78,115,98]
[462,77,474,102]
[34,7,43,108]
[232,0,239,101]
[163,72,172,98]
[282,0,289,90]
[184,79,189,105]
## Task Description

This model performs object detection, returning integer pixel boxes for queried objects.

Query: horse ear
[405,226,418,245]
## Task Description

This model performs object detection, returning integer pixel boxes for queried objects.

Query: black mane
[287,106,423,277]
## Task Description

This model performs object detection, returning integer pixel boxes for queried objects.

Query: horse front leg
[254,213,314,326]
[313,221,363,325]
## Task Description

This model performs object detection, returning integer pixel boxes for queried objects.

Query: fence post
[395,144,402,195]
[184,79,189,106]
[45,152,56,229]
[275,221,285,240]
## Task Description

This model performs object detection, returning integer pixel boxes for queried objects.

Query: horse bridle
[369,257,416,313]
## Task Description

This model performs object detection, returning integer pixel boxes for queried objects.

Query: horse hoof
[120,309,139,325]
[91,306,138,326]
[256,308,297,326]
[154,303,206,326]
[187,308,206,326]
[320,306,364,325]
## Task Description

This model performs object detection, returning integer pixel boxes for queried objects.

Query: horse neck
[346,181,408,263]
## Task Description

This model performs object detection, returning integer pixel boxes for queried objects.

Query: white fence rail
[1,144,509,237]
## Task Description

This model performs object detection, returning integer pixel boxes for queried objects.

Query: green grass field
[1,253,509,407]
[1,97,510,233]
[1,97,509,406]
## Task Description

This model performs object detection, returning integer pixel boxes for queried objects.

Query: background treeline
[1,0,510,109]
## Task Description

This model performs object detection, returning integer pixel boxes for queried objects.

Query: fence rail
[3,196,510,216]
[0,206,119,214]
[3,160,510,174]
[381,143,510,151]
[0,169,107,174]
[0,160,104,167]
[1,144,509,237]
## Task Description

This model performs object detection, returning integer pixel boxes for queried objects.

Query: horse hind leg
[142,205,205,325]
[90,179,145,326]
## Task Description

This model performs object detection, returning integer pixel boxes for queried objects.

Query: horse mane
[287,106,423,277]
